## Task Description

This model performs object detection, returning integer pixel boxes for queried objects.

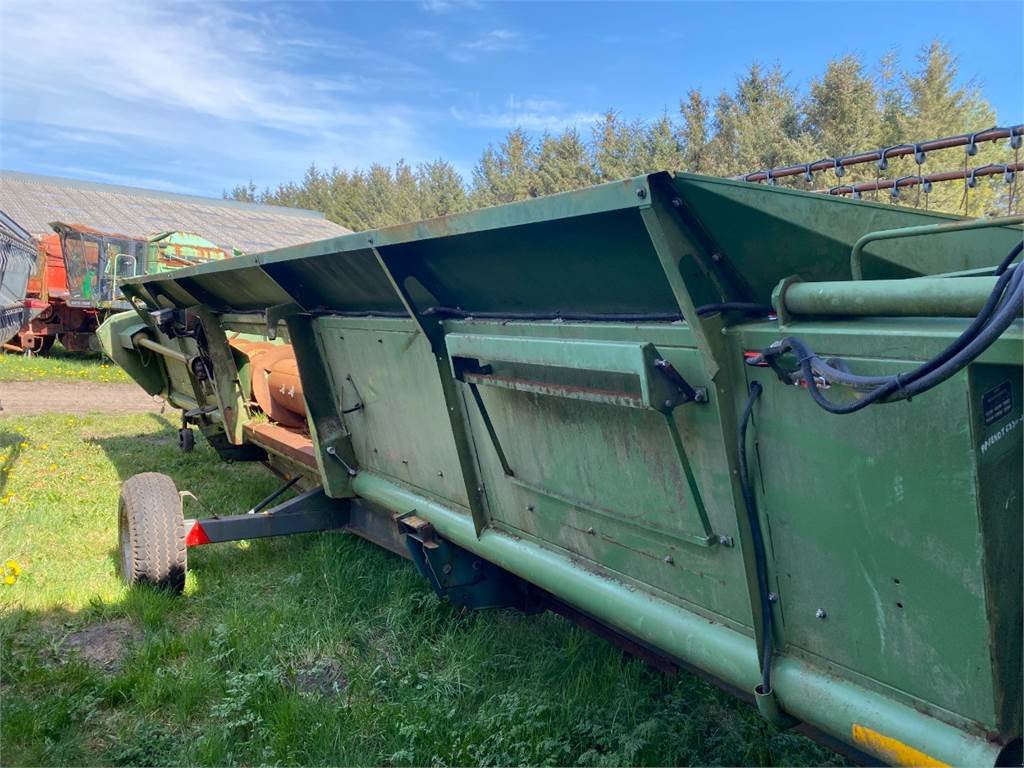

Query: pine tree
[593,110,640,181]
[885,42,1005,215]
[642,112,683,172]
[706,63,816,177]
[233,46,1011,223]
[680,90,711,173]
[470,145,504,208]
[805,55,882,159]
[471,128,537,205]
[534,128,597,195]
[417,160,469,218]
[392,160,420,224]
[226,180,258,202]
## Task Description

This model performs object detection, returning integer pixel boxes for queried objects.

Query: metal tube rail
[132,333,190,364]
[738,125,1023,183]
[850,215,1024,280]
[820,162,1023,198]
[350,470,1006,767]
[777,276,1007,317]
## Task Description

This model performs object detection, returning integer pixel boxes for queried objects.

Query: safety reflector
[185,521,211,547]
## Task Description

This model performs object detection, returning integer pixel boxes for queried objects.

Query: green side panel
[95,312,165,396]
[670,174,1023,294]
[261,250,407,313]
[743,338,1000,729]
[317,317,472,508]
[375,209,677,315]
[969,364,1023,735]
[458,323,753,625]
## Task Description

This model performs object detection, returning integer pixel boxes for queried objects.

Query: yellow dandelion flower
[3,575,15,586]
[5,560,20,576]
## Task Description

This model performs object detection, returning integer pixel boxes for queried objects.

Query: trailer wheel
[118,472,186,593]
[178,428,195,452]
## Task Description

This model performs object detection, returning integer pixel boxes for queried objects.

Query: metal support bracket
[369,242,494,537]
[184,486,349,546]
[191,305,249,445]
[266,302,301,340]
[400,516,542,611]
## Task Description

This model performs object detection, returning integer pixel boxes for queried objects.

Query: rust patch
[245,422,317,469]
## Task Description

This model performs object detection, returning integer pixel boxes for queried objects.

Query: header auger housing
[99,171,1023,766]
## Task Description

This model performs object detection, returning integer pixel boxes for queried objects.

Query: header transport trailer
[98,171,1022,766]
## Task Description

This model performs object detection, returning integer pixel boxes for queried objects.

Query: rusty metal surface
[739,125,1023,183]
[819,161,1024,197]
[243,422,317,470]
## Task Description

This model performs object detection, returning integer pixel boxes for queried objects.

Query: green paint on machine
[100,171,1023,767]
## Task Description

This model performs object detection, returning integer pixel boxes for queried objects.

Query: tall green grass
[0,413,843,766]
[0,343,129,383]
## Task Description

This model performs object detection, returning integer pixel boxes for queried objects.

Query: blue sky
[1,1,1021,198]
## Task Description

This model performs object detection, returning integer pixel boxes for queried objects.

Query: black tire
[178,428,195,452]
[118,472,186,593]
[37,335,56,356]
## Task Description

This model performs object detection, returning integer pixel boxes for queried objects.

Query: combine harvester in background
[100,151,1021,763]
[14,222,232,353]
[0,210,45,348]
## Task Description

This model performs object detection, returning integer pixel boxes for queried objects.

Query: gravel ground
[0,381,164,416]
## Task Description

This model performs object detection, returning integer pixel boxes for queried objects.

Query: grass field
[0,405,845,766]
[0,344,130,384]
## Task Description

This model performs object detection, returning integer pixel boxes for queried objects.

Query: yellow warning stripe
[851,724,950,767]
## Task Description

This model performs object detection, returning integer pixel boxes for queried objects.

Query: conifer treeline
[229,43,1019,228]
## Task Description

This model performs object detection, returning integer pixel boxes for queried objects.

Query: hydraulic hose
[421,303,772,323]
[758,241,1024,414]
[995,240,1023,275]
[737,381,774,693]
[797,264,1021,392]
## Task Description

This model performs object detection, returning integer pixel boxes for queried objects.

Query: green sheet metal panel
[734,315,1022,736]
[121,171,1021,318]
[317,317,472,508]
[458,326,753,625]
[970,364,1023,736]
[667,173,1023,293]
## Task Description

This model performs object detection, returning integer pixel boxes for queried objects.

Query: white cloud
[420,0,482,14]
[448,28,526,62]
[403,24,526,64]
[451,96,601,132]
[0,0,439,194]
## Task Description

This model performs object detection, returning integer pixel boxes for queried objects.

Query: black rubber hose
[902,267,1024,397]
[792,263,1020,392]
[737,381,774,692]
[792,264,1023,413]
[768,241,1023,396]
[422,303,772,323]
[995,239,1023,275]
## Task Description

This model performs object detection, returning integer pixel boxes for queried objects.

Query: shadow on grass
[85,414,181,481]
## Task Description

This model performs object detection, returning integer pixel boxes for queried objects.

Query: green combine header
[99,171,1022,766]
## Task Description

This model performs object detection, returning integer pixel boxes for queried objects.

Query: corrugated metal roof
[0,170,350,253]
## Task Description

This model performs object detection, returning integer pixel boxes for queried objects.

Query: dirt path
[0,381,165,416]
